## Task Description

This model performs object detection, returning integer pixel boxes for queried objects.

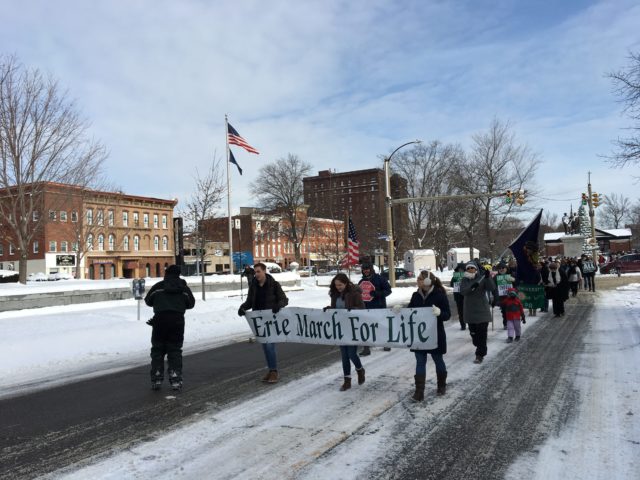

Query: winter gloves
[432,305,441,316]
[237,306,246,317]
[521,315,526,324]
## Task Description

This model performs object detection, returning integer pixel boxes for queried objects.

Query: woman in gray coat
[459,262,497,364]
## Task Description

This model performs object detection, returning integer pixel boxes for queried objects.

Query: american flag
[227,123,260,154]
[343,216,359,267]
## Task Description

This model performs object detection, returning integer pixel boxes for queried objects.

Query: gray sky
[2,0,639,222]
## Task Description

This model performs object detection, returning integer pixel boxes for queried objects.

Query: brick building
[0,182,177,279]
[303,169,410,260]
[202,207,345,271]
[543,228,633,257]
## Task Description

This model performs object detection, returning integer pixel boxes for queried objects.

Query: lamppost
[385,140,421,287]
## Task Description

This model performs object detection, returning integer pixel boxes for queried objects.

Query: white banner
[244,307,437,350]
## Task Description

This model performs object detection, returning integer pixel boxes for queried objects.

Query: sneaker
[383,347,391,351]
[515,336,521,341]
[506,337,513,343]
[168,371,182,391]
[151,379,162,390]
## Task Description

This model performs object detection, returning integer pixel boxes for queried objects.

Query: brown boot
[411,374,426,402]
[356,367,365,385]
[473,355,483,364]
[340,377,351,391]
[261,370,271,382]
[436,371,447,395]
[266,370,279,384]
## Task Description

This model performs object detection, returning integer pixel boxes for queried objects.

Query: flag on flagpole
[342,216,360,267]
[508,209,543,285]
[229,150,243,175]
[227,123,260,154]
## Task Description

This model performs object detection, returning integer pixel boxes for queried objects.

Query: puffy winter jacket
[144,276,196,314]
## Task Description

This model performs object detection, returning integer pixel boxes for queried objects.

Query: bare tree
[542,211,559,231]
[392,141,463,252]
[251,154,312,264]
[0,56,106,283]
[629,199,640,226]
[607,51,640,169]
[460,118,540,260]
[599,193,631,228]
[180,159,225,300]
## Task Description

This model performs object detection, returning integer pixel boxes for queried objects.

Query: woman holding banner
[408,271,451,401]
[326,273,366,391]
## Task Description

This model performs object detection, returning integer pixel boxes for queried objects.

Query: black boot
[356,367,365,385]
[411,374,426,402]
[436,371,447,395]
[359,346,371,356]
[340,377,351,391]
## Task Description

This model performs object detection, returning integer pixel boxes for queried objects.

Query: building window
[143,213,149,228]
[49,210,57,221]
[86,209,93,225]
[71,211,78,222]
[162,215,168,229]
[60,211,67,222]
[133,212,139,226]
[98,234,104,251]
[162,236,168,251]
[60,241,68,252]
[0,244,3,255]
[122,211,129,227]
[99,264,105,280]
[110,264,116,278]
[87,234,93,251]
[133,235,140,251]
[108,210,114,226]
[72,241,79,252]
[153,214,159,228]
[9,244,15,255]
[49,241,57,252]
[123,236,130,251]
[154,236,159,251]
[33,211,39,222]
[97,209,104,226]
[108,234,115,251]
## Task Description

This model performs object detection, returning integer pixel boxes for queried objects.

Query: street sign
[374,248,384,255]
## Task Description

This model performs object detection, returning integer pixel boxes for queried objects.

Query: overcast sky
[2,0,639,222]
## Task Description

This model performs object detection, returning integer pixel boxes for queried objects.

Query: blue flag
[508,209,543,285]
[229,150,242,175]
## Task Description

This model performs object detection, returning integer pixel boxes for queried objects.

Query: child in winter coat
[502,287,525,343]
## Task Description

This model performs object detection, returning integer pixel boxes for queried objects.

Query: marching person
[581,255,597,292]
[459,262,496,364]
[358,262,392,356]
[144,265,196,391]
[238,262,289,384]
[325,273,366,391]
[502,287,526,342]
[450,262,466,330]
[494,262,515,330]
[543,261,569,317]
[408,270,451,401]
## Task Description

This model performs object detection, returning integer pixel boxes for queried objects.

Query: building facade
[302,168,410,261]
[0,182,177,279]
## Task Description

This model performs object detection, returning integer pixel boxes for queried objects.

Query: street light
[385,140,421,287]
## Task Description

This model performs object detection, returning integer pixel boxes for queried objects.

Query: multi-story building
[203,207,345,271]
[303,168,410,260]
[0,182,177,279]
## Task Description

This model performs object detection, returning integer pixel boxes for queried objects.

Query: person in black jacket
[144,265,196,390]
[408,270,451,401]
[238,262,289,384]
[358,262,392,356]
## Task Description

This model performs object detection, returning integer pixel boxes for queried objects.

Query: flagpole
[225,114,234,274]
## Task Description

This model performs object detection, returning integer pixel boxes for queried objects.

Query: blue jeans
[414,351,446,375]
[262,343,277,370]
[340,346,363,376]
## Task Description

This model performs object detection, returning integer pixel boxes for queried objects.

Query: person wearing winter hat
[459,261,497,363]
[144,265,196,390]
[502,287,526,342]
[495,262,515,330]
[358,262,392,356]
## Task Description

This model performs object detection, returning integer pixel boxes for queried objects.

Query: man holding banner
[238,263,289,384]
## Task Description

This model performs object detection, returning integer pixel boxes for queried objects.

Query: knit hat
[361,263,373,270]
[165,265,181,277]
[465,262,478,271]
[497,262,507,270]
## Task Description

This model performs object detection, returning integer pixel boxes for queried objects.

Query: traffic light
[505,190,512,204]
[581,193,588,206]
[592,192,600,208]
[516,189,526,206]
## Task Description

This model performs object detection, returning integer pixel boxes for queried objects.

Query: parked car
[381,268,414,280]
[48,272,74,281]
[599,254,640,274]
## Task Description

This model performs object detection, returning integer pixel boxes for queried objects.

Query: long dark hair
[329,273,354,297]
[418,270,446,294]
